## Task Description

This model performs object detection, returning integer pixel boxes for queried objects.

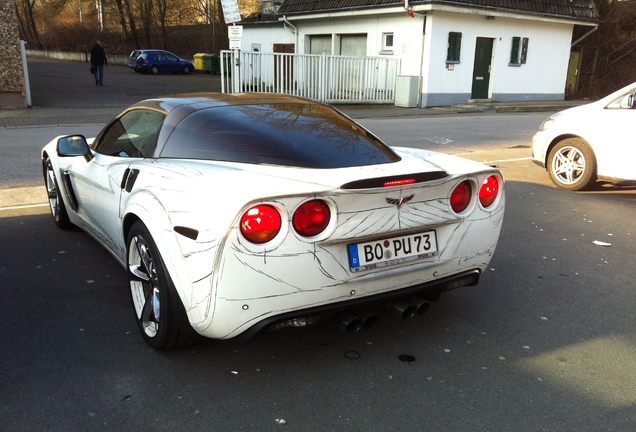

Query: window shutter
[447,32,462,62]
[521,38,529,64]
[510,36,520,64]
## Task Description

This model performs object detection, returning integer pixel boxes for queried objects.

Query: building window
[446,32,462,63]
[510,37,529,66]
[380,32,394,55]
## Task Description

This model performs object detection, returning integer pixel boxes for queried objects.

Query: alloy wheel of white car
[547,138,597,191]
[43,157,72,229]
[127,221,189,350]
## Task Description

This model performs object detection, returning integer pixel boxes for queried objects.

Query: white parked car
[41,93,505,350]
[532,82,636,190]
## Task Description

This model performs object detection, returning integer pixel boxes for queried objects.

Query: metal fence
[221,50,400,104]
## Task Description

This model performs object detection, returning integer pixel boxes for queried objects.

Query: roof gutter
[282,15,297,35]
[282,15,299,52]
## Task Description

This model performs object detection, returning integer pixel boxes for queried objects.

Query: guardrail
[221,50,400,104]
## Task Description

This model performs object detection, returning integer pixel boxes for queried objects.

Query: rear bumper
[228,268,481,343]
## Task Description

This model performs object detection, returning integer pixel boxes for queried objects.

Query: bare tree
[18,0,42,48]
[123,0,140,47]
[113,0,129,38]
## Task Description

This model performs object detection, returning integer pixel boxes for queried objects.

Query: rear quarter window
[160,103,399,168]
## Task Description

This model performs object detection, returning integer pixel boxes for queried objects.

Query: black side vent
[174,226,199,240]
[340,171,448,190]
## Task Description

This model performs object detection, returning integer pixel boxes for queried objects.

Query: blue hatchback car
[134,50,194,75]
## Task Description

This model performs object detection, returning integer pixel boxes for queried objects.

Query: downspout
[417,14,427,107]
[282,15,298,51]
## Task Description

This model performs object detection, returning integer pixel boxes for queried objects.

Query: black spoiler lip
[340,171,449,189]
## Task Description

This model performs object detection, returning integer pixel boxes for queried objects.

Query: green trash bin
[193,53,206,72]
[203,53,220,74]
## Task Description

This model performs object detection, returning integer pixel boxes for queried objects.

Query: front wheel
[547,138,597,191]
[43,157,72,229]
[183,66,191,74]
[127,221,196,350]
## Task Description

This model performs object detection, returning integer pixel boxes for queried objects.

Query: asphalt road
[1,58,636,431]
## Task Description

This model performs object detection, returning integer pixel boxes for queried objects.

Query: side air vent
[340,171,448,190]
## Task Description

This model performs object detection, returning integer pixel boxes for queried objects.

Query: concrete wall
[27,49,130,66]
[0,0,25,109]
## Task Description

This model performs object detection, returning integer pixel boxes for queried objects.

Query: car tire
[150,65,160,75]
[127,221,198,350]
[547,138,597,191]
[183,66,191,74]
[43,157,73,229]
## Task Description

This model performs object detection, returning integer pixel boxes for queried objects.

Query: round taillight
[479,176,499,208]
[450,181,472,213]
[240,205,281,244]
[293,200,331,237]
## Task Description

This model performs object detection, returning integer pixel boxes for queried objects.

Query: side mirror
[57,135,93,161]
[620,94,634,109]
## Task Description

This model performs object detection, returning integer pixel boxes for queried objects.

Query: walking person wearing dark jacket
[90,40,108,86]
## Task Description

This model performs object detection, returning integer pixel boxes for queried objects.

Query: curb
[0,185,48,210]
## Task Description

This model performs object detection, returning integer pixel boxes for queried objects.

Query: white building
[238,0,599,106]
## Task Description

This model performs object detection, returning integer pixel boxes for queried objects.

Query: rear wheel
[547,138,597,191]
[127,221,196,350]
[43,157,72,229]
[150,65,160,75]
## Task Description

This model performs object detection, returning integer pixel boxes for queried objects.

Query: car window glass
[94,110,165,157]
[606,94,626,109]
[161,104,399,168]
[606,89,636,109]
[166,54,178,62]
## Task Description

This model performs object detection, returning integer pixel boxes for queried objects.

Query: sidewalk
[0,99,585,129]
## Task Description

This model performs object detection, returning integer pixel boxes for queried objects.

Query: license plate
[348,230,438,272]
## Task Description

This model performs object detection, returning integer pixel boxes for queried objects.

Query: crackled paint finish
[42,132,505,341]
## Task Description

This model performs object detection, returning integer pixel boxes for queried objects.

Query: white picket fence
[220,50,400,104]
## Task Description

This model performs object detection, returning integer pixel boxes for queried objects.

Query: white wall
[422,11,573,105]
[241,10,576,106]
[239,24,296,52]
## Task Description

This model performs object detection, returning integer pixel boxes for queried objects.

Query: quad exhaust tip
[335,310,379,333]
[335,297,431,332]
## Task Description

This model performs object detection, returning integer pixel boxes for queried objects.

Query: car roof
[96,92,397,168]
[126,92,322,115]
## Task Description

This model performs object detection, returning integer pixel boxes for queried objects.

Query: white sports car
[42,93,505,350]
[532,81,636,191]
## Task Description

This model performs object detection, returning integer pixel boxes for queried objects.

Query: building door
[565,51,581,99]
[471,37,494,99]
[339,34,367,95]
[309,35,332,54]
[340,34,367,56]
[273,43,295,90]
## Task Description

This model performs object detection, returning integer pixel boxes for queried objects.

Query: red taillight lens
[293,200,331,237]
[240,205,281,244]
[479,176,499,208]
[450,181,472,213]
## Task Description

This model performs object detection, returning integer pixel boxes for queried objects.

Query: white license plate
[348,230,438,272]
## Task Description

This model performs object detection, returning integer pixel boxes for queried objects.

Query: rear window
[160,103,399,168]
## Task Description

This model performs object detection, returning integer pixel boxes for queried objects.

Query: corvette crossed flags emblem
[386,194,415,209]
